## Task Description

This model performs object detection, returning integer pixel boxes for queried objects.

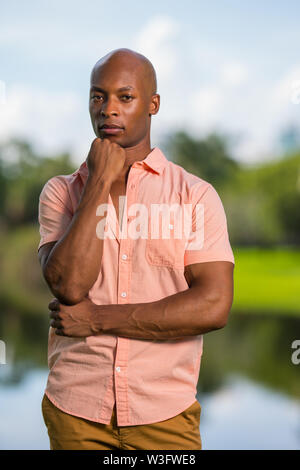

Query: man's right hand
[87,137,126,184]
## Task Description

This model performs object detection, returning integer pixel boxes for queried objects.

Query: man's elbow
[203,288,233,330]
[47,281,85,305]
[43,268,86,305]
[51,289,84,306]
[213,299,233,329]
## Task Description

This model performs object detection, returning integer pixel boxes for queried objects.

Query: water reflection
[0,311,299,449]
[197,312,300,399]
[198,374,300,450]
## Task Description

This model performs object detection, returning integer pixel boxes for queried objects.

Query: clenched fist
[87,137,126,184]
[49,297,100,337]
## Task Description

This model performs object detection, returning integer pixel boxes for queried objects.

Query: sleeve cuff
[37,236,60,252]
[184,251,235,266]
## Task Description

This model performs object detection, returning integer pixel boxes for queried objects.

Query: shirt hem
[44,389,199,426]
[44,390,113,425]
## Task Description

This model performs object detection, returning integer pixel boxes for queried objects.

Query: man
[38,48,235,450]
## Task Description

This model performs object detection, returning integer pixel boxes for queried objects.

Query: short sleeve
[184,183,235,266]
[37,176,73,251]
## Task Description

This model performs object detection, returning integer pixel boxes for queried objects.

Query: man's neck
[115,139,153,185]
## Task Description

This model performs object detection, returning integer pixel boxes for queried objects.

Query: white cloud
[247,65,300,160]
[190,85,223,129]
[221,63,249,86]
[0,19,119,66]
[133,16,184,144]
[183,64,300,164]
[0,84,93,163]
[270,66,300,116]
[134,16,180,85]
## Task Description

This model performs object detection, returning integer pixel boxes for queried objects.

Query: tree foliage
[0,138,76,227]
[161,130,240,187]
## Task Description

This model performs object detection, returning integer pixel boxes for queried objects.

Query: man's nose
[100,97,119,116]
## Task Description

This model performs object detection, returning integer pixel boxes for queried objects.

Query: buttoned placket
[111,161,143,426]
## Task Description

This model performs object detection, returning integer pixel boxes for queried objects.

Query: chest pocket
[145,209,187,269]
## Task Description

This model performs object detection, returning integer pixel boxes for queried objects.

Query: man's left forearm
[93,286,228,340]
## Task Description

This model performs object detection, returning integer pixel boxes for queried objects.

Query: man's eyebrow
[90,85,135,93]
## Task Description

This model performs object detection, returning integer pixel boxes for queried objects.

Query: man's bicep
[184,260,234,287]
[184,261,234,288]
[184,261,234,324]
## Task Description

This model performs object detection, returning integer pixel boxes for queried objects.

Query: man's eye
[121,95,133,100]
[91,95,102,101]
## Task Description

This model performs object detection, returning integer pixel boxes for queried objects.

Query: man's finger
[48,298,60,310]
[49,310,61,320]
[50,319,62,329]
[55,329,66,336]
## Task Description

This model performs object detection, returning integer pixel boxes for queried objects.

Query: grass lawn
[231,247,300,316]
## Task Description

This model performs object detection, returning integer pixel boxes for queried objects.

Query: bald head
[90,48,157,98]
[89,48,160,146]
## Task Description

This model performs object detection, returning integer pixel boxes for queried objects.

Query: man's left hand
[49,297,99,337]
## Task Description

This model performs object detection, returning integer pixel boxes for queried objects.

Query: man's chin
[98,132,122,140]
[99,133,127,145]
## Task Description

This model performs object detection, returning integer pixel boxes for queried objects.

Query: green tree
[0,138,76,227]
[161,130,239,187]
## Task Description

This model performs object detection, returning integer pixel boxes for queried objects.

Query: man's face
[89,60,156,147]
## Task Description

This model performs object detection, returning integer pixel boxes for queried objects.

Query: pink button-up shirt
[38,146,235,426]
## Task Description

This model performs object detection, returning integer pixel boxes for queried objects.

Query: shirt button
[116,367,121,372]
[130,184,135,189]
[121,292,127,298]
[122,254,127,260]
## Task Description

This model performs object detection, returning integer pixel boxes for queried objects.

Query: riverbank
[231,246,300,316]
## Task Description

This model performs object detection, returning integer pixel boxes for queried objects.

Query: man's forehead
[90,68,145,92]
[92,61,144,82]
[90,84,137,93]
[92,51,145,72]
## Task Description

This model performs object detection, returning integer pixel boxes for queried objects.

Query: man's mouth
[100,123,124,129]
[99,123,124,135]
[99,127,124,135]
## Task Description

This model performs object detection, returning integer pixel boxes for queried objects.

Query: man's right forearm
[44,174,112,304]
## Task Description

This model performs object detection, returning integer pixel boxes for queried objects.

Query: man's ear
[149,94,160,116]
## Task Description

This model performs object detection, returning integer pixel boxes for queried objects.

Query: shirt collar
[73,146,168,183]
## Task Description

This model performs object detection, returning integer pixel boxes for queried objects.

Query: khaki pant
[41,394,202,450]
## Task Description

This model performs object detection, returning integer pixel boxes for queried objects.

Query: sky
[1,0,300,167]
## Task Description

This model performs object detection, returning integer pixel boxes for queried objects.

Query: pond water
[0,312,299,450]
